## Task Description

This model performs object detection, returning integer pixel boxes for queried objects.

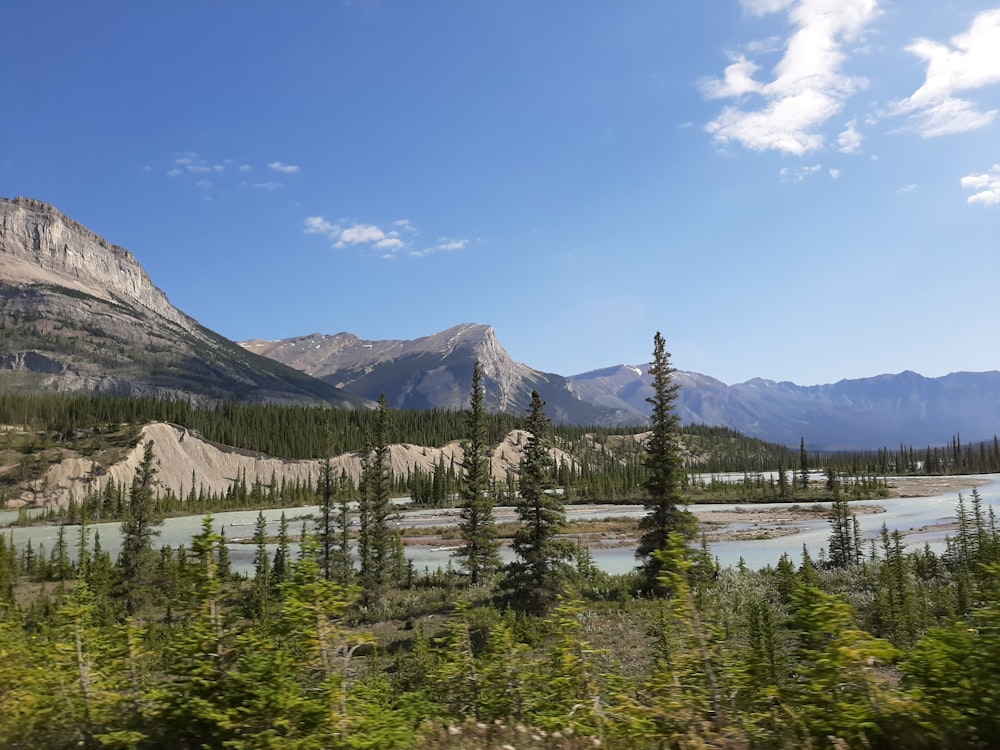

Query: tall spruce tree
[636,332,694,588]
[455,361,502,584]
[798,437,809,490]
[504,390,570,613]
[117,440,163,615]
[358,394,397,595]
[317,458,336,580]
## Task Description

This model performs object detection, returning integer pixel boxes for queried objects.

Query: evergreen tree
[358,394,396,596]
[636,332,694,588]
[455,361,502,584]
[504,390,570,614]
[827,492,856,568]
[117,441,163,615]
[798,437,809,490]
[331,471,354,586]
[317,458,336,580]
[251,511,272,618]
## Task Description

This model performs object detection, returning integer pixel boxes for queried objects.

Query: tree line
[3,333,1000,747]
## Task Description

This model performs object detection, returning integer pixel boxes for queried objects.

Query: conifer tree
[636,332,694,588]
[504,390,570,613]
[358,394,396,595]
[456,361,502,584]
[317,458,336,580]
[798,437,809,490]
[117,441,162,615]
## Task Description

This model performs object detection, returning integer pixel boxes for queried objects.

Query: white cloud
[704,0,881,155]
[337,224,388,247]
[829,168,841,179]
[374,237,405,251]
[892,9,1000,137]
[304,216,338,234]
[779,163,823,182]
[268,161,301,174]
[837,119,863,153]
[196,180,212,189]
[897,183,918,193]
[167,168,183,177]
[239,164,252,171]
[436,238,468,251]
[305,216,470,258]
[701,56,763,99]
[247,181,282,191]
[961,164,1000,205]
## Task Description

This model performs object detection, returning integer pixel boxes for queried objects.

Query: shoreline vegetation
[3,390,1000,747]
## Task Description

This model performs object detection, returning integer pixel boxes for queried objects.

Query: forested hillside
[3,386,1000,748]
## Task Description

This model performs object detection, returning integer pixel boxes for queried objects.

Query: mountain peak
[0,195,191,331]
[0,197,354,406]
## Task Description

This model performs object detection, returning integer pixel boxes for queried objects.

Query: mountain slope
[0,197,359,406]
[568,365,1000,450]
[242,323,628,424]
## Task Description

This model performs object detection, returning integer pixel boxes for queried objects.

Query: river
[4,474,997,575]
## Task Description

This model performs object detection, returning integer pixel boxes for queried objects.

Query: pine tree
[317,458,336,580]
[504,390,570,614]
[117,441,163,615]
[827,492,856,568]
[358,394,396,596]
[798,437,809,490]
[455,361,502,584]
[251,511,272,618]
[636,332,695,588]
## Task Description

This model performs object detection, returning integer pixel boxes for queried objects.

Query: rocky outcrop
[0,197,357,406]
[0,197,193,331]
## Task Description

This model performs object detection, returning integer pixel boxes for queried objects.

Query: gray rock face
[0,197,193,331]
[0,196,355,406]
[242,323,624,424]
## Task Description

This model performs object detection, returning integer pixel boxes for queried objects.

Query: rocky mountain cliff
[242,324,627,424]
[0,197,358,406]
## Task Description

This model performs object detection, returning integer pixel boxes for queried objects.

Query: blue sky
[3,1,999,386]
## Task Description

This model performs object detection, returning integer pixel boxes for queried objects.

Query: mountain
[244,323,1000,449]
[568,365,1000,451]
[241,324,628,424]
[5,196,996,450]
[0,197,359,406]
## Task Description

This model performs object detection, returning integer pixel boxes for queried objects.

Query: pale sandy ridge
[24,423,576,507]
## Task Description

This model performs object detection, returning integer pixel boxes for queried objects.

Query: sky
[2,1,999,387]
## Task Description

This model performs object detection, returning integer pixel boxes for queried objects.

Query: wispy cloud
[305,216,471,258]
[703,0,881,155]
[160,154,301,193]
[961,164,1000,206]
[891,9,1000,137]
[837,119,863,153]
[779,163,823,182]
[166,153,227,176]
[268,161,301,174]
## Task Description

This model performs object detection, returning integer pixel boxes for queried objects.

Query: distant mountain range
[2,196,998,451]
